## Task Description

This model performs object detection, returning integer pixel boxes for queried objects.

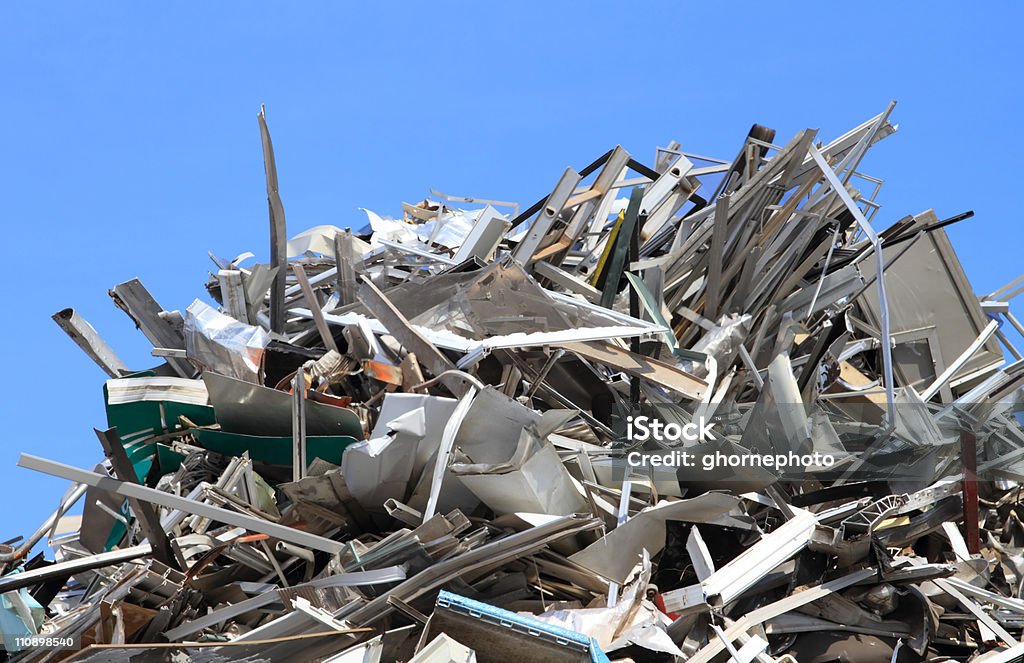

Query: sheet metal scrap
[7,103,1024,662]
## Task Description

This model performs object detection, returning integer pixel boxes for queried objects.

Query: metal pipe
[0,483,87,562]
[276,540,315,563]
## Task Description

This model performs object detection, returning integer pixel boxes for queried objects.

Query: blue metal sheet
[435,590,610,663]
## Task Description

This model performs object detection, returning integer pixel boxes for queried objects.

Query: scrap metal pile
[8,103,1024,662]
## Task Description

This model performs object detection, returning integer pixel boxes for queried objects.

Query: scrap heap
[7,103,1024,662]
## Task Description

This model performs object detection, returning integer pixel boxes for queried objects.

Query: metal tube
[276,540,315,563]
[0,482,87,561]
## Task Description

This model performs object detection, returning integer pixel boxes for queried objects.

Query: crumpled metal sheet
[185,299,269,383]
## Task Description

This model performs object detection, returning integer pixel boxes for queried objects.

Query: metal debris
[5,103,1024,662]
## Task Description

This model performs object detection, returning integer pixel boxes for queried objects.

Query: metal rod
[961,428,981,555]
[17,453,347,554]
[808,145,895,428]
[292,369,307,483]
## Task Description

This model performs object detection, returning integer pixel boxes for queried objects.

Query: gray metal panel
[203,371,363,438]
[859,212,1002,394]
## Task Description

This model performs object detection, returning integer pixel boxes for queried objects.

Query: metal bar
[685,568,876,663]
[808,144,895,427]
[1004,310,1024,339]
[356,276,468,397]
[665,509,818,612]
[52,309,129,378]
[625,157,660,181]
[640,154,693,213]
[834,101,896,186]
[607,480,633,607]
[533,260,601,303]
[422,387,477,522]
[291,369,308,482]
[429,188,519,218]
[507,149,613,231]
[0,483,87,562]
[449,206,507,263]
[217,269,249,323]
[996,328,1024,360]
[292,263,339,353]
[556,147,632,262]
[961,428,980,555]
[942,576,1024,614]
[276,540,315,563]
[687,526,715,582]
[512,167,582,266]
[334,230,358,306]
[805,224,841,319]
[17,453,347,554]
[0,544,153,594]
[704,195,729,320]
[525,349,564,400]
[109,278,193,378]
[987,273,1024,302]
[737,344,764,389]
[163,566,407,641]
[94,427,178,569]
[384,499,424,527]
[599,186,644,308]
[331,514,602,631]
[920,319,1000,402]
[629,214,641,407]
[934,572,1013,643]
[258,105,288,334]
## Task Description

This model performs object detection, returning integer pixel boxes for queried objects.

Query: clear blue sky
[2,3,1021,544]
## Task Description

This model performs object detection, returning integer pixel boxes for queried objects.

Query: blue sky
[1,3,1021,544]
